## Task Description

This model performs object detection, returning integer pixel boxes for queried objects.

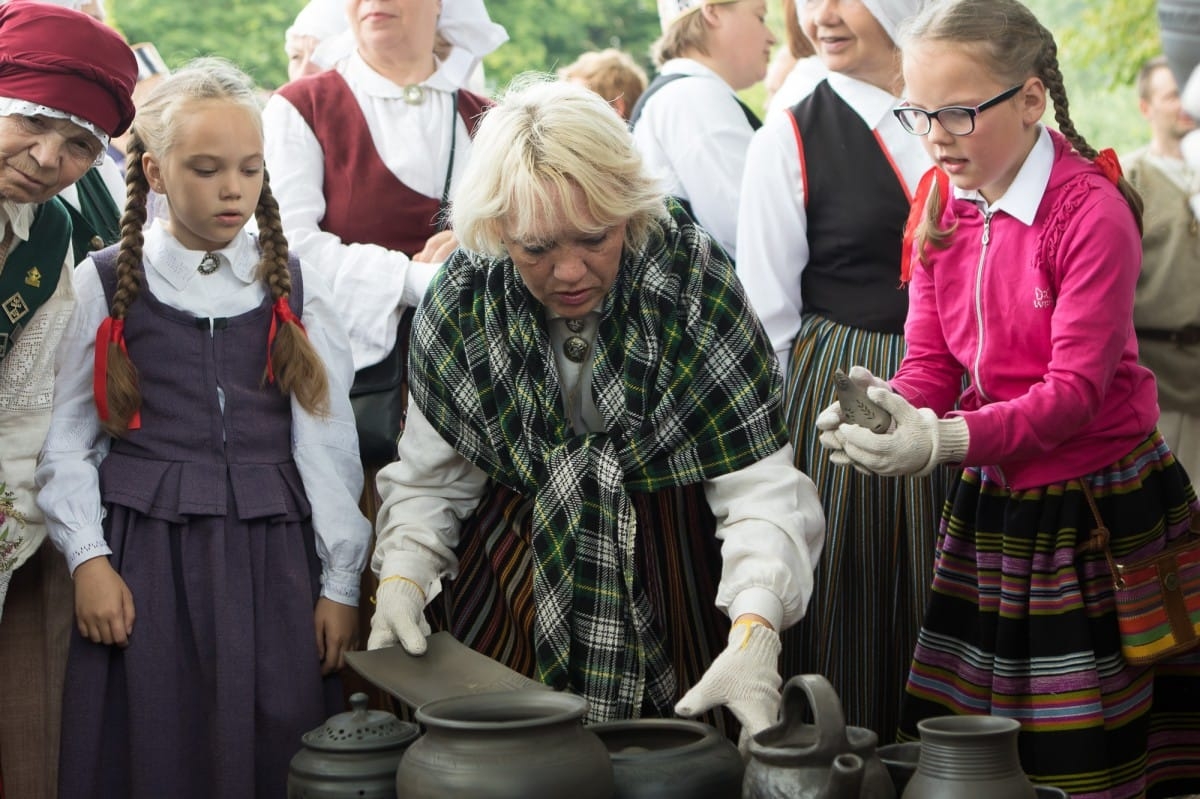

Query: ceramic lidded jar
[900,716,1036,799]
[590,718,743,799]
[743,673,896,799]
[395,689,615,799]
[287,692,420,799]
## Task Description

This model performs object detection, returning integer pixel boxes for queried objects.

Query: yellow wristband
[370,575,425,606]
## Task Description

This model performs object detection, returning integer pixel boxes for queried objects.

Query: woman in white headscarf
[629,0,776,261]
[263,0,507,459]
[282,0,347,83]
[263,2,507,692]
[735,0,941,742]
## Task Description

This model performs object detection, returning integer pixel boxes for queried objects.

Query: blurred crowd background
[107,0,1156,152]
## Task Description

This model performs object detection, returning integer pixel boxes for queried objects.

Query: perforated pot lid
[300,692,419,752]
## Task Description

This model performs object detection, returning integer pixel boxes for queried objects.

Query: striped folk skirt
[427,479,735,733]
[782,313,952,741]
[898,433,1200,799]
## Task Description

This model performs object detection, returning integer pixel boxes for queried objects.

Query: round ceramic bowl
[877,742,1069,797]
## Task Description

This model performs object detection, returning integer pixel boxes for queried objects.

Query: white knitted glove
[367,577,431,654]
[838,387,969,477]
[816,366,891,470]
[675,620,782,741]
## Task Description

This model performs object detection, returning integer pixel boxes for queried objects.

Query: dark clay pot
[880,739,1069,798]
[901,716,1035,799]
[743,674,895,799]
[590,718,743,799]
[395,689,614,799]
[287,692,420,798]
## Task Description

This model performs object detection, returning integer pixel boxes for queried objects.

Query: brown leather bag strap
[1077,479,1125,588]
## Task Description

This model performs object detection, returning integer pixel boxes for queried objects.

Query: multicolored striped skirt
[782,313,952,740]
[427,478,735,732]
[898,433,1200,799]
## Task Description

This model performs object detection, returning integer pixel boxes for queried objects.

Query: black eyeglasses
[893,84,1024,136]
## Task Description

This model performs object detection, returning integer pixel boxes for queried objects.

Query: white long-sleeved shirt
[371,312,826,632]
[736,72,932,367]
[35,222,372,605]
[262,50,478,371]
[632,58,759,261]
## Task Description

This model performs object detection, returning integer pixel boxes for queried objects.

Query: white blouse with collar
[263,51,479,372]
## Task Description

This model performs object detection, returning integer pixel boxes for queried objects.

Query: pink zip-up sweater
[890,130,1159,490]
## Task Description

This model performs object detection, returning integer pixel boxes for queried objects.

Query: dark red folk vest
[277,71,490,257]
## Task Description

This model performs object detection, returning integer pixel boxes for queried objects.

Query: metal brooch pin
[197,253,220,275]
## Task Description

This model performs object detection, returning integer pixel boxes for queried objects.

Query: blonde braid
[255,169,330,415]
[101,132,150,436]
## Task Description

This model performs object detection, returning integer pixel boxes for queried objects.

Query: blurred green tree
[111,0,304,90]
[483,0,661,89]
[1059,0,1159,88]
[109,0,663,94]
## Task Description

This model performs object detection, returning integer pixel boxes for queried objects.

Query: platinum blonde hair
[450,74,666,258]
[134,56,262,160]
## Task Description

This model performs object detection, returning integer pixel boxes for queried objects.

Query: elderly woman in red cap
[0,2,135,795]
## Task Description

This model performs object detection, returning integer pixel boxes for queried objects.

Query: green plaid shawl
[410,202,788,720]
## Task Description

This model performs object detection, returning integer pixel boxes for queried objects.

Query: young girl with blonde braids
[818,0,1200,795]
[35,57,371,799]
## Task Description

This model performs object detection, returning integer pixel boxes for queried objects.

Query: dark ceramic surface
[396,690,614,799]
[877,742,1070,798]
[345,632,548,709]
[591,718,743,799]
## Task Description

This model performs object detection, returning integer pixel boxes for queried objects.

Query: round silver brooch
[402,84,425,105]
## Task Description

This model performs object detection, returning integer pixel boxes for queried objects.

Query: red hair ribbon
[900,166,950,285]
[1094,148,1123,186]
[266,295,307,384]
[93,316,141,430]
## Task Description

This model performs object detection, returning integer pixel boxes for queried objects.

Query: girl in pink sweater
[819,0,1200,796]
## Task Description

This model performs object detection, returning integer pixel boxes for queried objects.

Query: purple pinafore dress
[59,248,340,799]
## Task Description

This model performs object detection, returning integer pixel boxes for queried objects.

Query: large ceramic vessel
[590,718,743,799]
[743,674,895,799]
[395,689,615,799]
[900,716,1036,799]
[1160,0,1200,87]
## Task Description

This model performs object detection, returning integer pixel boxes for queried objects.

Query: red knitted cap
[0,1,137,136]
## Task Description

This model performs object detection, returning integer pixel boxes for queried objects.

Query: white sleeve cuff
[727,586,784,631]
[320,567,363,606]
[65,534,112,576]
[403,259,442,308]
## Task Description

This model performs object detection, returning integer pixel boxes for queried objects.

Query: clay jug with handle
[742,674,895,799]
[901,716,1036,799]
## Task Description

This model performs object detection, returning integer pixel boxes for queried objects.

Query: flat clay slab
[346,631,550,708]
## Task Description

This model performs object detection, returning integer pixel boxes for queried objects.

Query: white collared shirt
[35,221,371,604]
[262,50,477,371]
[632,58,759,260]
[953,124,1053,225]
[736,72,932,366]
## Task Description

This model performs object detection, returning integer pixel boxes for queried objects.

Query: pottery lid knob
[299,692,419,753]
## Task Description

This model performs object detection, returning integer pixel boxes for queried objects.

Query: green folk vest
[0,199,71,360]
[65,166,121,262]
